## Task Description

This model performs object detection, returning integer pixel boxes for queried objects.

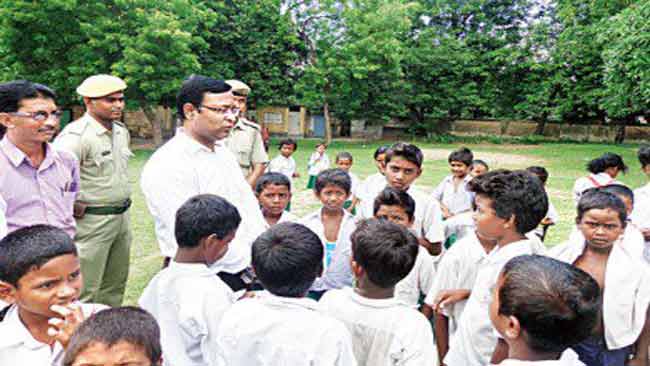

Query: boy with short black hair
[470,159,489,177]
[266,138,299,186]
[139,194,241,366]
[319,218,435,365]
[526,166,559,241]
[357,145,389,206]
[631,146,650,258]
[549,190,650,366]
[489,255,601,366]
[62,306,162,366]
[300,169,357,297]
[335,151,360,213]
[433,147,474,219]
[373,187,435,310]
[444,169,548,366]
[0,225,105,365]
[214,222,356,366]
[306,142,330,189]
[255,172,297,228]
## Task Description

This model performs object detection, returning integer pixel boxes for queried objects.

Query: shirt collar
[347,287,406,308]
[83,113,111,136]
[0,136,57,170]
[176,128,216,154]
[0,305,49,350]
[168,261,214,276]
[260,292,320,311]
[487,239,533,264]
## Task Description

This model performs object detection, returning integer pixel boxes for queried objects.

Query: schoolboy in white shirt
[319,219,435,366]
[300,169,357,298]
[266,139,299,186]
[489,255,599,366]
[549,190,650,366]
[373,187,435,310]
[356,145,389,205]
[139,194,240,366]
[0,226,105,366]
[433,147,474,219]
[255,172,298,228]
[213,222,356,366]
[444,170,549,366]
[335,151,361,213]
[631,146,650,258]
[572,152,627,204]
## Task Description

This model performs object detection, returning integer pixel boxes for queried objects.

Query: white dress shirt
[263,210,298,230]
[139,261,236,366]
[445,239,538,366]
[432,175,474,215]
[319,287,435,366]
[549,238,650,350]
[213,292,356,366]
[631,183,650,253]
[395,245,435,308]
[566,224,645,264]
[0,195,7,240]
[299,208,356,291]
[424,231,492,335]
[266,154,297,189]
[572,172,623,204]
[492,351,585,366]
[0,302,105,366]
[356,172,385,203]
[140,130,267,273]
[308,152,330,176]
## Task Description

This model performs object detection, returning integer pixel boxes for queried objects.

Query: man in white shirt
[214,223,356,366]
[139,195,240,366]
[141,75,266,290]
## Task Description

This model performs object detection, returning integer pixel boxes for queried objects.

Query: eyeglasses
[9,110,63,122]
[200,105,240,115]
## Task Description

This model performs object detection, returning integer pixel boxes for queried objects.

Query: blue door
[313,115,325,137]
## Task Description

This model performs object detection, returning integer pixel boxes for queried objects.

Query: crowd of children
[2,141,650,366]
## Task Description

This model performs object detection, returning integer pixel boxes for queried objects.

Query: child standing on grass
[300,169,356,299]
[255,172,297,228]
[319,219,435,365]
[549,190,650,366]
[573,152,627,204]
[444,170,548,366]
[335,151,360,213]
[631,146,650,256]
[433,147,475,219]
[526,166,559,242]
[266,139,299,186]
[307,142,329,189]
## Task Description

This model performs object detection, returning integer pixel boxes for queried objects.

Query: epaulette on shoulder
[241,119,261,130]
[61,118,89,136]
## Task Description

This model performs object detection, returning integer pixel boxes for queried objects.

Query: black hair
[278,138,297,151]
[0,225,77,287]
[314,168,352,195]
[0,80,57,138]
[62,307,162,366]
[174,194,241,248]
[526,166,549,184]
[385,142,423,168]
[255,172,291,194]
[176,75,231,120]
[638,146,650,168]
[373,187,416,221]
[448,147,473,166]
[351,219,418,288]
[587,153,628,174]
[315,141,327,148]
[374,145,390,160]
[251,223,323,297]
[576,189,627,225]
[471,159,489,171]
[336,151,353,163]
[600,184,634,206]
[498,255,600,353]
[468,169,548,234]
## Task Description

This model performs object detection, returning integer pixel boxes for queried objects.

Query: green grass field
[123,139,648,305]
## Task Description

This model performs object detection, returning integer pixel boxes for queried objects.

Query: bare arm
[246,163,266,188]
[628,306,650,366]
[434,312,450,363]
[490,338,509,365]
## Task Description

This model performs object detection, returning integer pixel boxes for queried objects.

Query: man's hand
[641,228,650,241]
[48,303,85,349]
[432,289,471,313]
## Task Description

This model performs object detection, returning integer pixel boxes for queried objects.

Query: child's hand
[432,289,471,313]
[641,228,650,241]
[441,205,452,219]
[540,217,554,226]
[48,303,85,349]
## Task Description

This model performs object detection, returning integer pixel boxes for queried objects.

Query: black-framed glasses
[199,105,240,115]
[9,110,63,122]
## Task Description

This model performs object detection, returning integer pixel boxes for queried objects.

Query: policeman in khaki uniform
[54,75,132,307]
[225,80,269,188]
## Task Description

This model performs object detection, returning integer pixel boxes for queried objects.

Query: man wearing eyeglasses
[140,75,267,291]
[53,74,132,307]
[224,80,269,188]
[0,80,79,238]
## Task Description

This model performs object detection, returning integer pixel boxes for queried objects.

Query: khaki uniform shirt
[225,118,268,177]
[54,113,132,205]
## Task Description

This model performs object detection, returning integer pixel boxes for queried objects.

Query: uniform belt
[85,199,131,215]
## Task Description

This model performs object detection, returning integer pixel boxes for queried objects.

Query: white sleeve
[418,250,436,299]
[432,179,446,203]
[404,320,436,366]
[546,200,559,223]
[423,198,445,244]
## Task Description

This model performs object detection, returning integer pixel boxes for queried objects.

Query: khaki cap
[77,75,127,98]
[226,80,251,96]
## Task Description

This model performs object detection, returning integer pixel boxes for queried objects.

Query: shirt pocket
[236,146,252,167]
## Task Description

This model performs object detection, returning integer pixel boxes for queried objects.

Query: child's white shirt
[0,302,106,366]
[549,237,650,350]
[572,172,623,204]
[424,232,492,334]
[432,175,474,215]
[263,210,298,230]
[445,239,538,366]
[395,245,436,308]
[139,261,236,366]
[266,154,296,188]
[348,171,360,198]
[308,152,330,176]
[319,287,435,366]
[357,172,386,203]
[299,208,356,291]
[631,183,650,247]
[567,224,646,265]
[213,292,356,366]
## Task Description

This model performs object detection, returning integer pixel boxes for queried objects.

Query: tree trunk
[614,116,630,144]
[324,102,333,145]
[142,105,163,147]
[534,113,547,135]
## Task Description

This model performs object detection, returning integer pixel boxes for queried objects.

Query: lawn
[123,138,648,305]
